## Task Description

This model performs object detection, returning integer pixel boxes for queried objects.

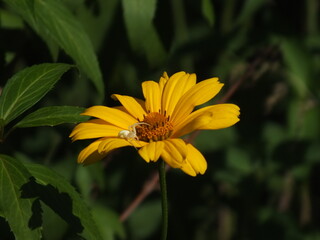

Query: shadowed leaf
[15,106,89,128]
[23,163,103,240]
[0,154,41,240]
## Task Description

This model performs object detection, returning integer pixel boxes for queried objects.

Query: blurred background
[1,0,320,239]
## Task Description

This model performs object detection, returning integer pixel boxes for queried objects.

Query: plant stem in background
[159,159,168,240]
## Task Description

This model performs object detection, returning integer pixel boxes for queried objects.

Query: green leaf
[306,142,320,164]
[75,0,120,51]
[202,0,215,26]
[91,205,126,240]
[236,0,266,25]
[0,63,71,125]
[128,200,161,239]
[2,0,36,25]
[122,0,156,50]
[281,38,314,97]
[194,128,237,153]
[287,99,320,139]
[122,0,166,66]
[3,0,59,61]
[262,122,287,155]
[41,204,69,240]
[75,164,106,203]
[214,170,241,185]
[33,0,104,99]
[15,106,89,128]
[23,162,103,240]
[227,147,252,175]
[0,9,24,29]
[291,164,310,180]
[0,154,42,240]
[3,0,104,100]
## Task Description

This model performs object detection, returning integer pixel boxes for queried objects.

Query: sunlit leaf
[0,154,42,240]
[15,106,89,128]
[0,63,71,125]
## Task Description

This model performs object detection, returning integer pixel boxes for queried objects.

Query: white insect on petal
[118,122,150,148]
[118,130,130,139]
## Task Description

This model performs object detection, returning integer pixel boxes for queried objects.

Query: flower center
[136,112,173,142]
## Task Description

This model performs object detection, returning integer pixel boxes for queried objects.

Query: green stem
[159,160,168,240]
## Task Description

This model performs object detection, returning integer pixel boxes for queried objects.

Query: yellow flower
[70,71,240,176]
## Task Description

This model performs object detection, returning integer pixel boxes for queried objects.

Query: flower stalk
[159,159,168,240]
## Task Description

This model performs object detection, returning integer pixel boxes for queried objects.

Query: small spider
[118,122,149,147]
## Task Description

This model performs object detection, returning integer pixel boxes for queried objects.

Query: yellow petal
[171,77,223,124]
[205,104,240,127]
[173,104,240,137]
[82,106,137,129]
[142,81,161,113]
[98,137,147,154]
[159,72,169,93]
[172,110,212,137]
[161,72,196,117]
[160,139,188,168]
[113,98,146,114]
[78,139,107,165]
[179,161,197,176]
[111,94,147,121]
[185,144,207,175]
[70,119,122,141]
[138,141,164,162]
[169,144,207,176]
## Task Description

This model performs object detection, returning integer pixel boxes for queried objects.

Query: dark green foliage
[1,0,320,239]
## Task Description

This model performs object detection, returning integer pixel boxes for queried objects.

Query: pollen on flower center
[136,112,173,142]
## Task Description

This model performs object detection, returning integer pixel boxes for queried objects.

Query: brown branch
[119,171,159,222]
[120,164,170,222]
[278,172,294,212]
